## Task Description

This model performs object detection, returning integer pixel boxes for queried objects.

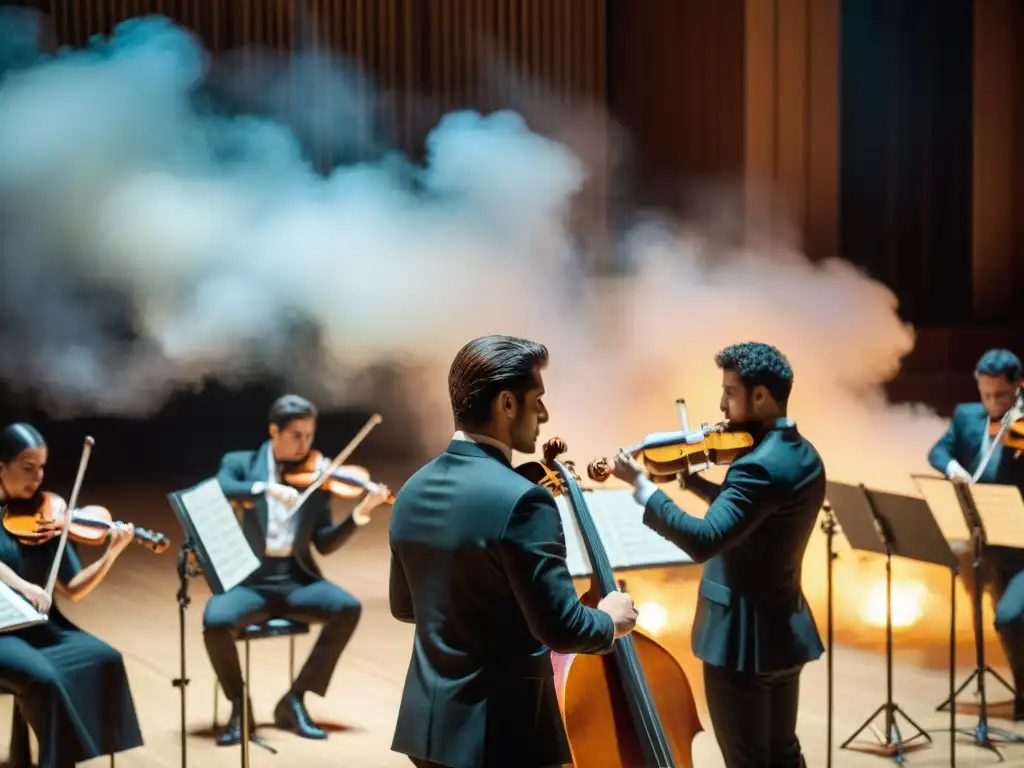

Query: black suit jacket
[388,439,615,768]
[643,417,826,675]
[216,441,357,582]
[928,402,1024,490]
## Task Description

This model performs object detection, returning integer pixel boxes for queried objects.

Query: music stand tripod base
[827,482,958,765]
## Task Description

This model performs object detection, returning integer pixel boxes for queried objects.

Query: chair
[211,618,311,728]
[4,692,115,766]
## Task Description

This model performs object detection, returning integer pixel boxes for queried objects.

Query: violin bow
[972,388,1024,483]
[286,413,383,516]
[42,436,96,610]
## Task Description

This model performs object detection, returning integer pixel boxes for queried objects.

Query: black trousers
[703,661,806,768]
[965,547,1024,697]
[202,557,362,702]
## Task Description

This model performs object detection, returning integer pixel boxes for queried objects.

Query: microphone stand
[821,501,838,768]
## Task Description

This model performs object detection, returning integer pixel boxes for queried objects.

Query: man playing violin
[0,422,144,768]
[613,342,824,768]
[389,335,639,768]
[928,347,1024,717]
[204,394,391,746]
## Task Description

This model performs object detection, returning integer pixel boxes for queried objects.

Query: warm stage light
[636,601,669,635]
[858,578,929,629]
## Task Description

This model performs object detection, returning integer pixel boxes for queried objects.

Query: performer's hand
[597,591,638,638]
[611,449,645,486]
[947,461,972,484]
[366,483,391,510]
[107,522,135,557]
[267,482,300,509]
[16,580,50,613]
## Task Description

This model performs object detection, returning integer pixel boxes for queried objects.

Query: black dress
[0,527,144,767]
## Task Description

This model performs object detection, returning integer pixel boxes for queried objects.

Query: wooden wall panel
[745,0,839,258]
[606,0,746,218]
[26,0,606,166]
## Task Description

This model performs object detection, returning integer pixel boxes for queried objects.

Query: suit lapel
[253,441,272,538]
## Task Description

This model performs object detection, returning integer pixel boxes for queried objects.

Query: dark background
[0,0,1022,485]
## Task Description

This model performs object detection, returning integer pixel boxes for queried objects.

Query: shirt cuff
[633,475,659,507]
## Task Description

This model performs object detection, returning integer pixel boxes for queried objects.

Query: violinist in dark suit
[204,394,391,745]
[388,335,639,768]
[613,342,824,768]
[928,348,1024,717]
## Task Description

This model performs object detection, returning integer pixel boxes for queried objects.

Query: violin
[281,450,394,504]
[988,414,1024,453]
[516,437,701,767]
[975,389,1024,480]
[3,490,170,553]
[588,420,755,484]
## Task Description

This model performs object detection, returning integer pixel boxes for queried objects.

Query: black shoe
[216,700,257,747]
[273,691,327,739]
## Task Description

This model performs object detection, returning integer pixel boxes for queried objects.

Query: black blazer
[643,418,826,675]
[388,439,615,768]
[928,402,1024,490]
[216,441,357,582]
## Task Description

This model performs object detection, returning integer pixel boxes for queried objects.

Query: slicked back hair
[448,335,549,429]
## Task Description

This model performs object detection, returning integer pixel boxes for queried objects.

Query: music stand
[168,481,271,768]
[922,477,1024,756]
[827,481,959,765]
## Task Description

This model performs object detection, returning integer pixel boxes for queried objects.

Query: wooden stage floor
[3,480,1024,767]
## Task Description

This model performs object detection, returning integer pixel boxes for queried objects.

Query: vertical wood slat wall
[29,0,607,166]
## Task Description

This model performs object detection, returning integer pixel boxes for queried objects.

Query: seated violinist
[928,348,1024,718]
[205,394,391,746]
[0,422,143,768]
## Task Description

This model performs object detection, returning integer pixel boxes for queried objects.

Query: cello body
[552,629,702,767]
[517,439,702,768]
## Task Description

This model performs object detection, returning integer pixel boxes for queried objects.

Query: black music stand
[820,500,839,768]
[827,481,959,766]
[934,480,1024,757]
[168,480,271,768]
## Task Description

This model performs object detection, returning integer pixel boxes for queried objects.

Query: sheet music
[179,479,260,592]
[967,483,1024,549]
[912,475,972,542]
[555,489,695,577]
[0,581,46,634]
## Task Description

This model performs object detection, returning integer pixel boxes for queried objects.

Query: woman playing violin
[0,423,143,768]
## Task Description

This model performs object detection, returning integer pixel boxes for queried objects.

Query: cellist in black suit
[388,335,639,768]
[613,342,825,768]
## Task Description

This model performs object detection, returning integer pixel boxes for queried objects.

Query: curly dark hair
[975,349,1022,383]
[448,335,548,429]
[715,342,794,403]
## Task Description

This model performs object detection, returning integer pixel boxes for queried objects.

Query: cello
[517,438,702,767]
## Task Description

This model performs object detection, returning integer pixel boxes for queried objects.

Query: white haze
[0,13,949,492]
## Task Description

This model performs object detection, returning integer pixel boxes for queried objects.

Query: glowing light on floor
[859,580,928,628]
[636,601,668,635]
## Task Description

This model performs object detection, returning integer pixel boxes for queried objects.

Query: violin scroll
[514,437,581,497]
[587,457,612,483]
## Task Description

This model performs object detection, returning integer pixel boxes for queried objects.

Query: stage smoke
[0,12,947,491]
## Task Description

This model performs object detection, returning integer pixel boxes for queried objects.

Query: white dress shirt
[264,449,298,557]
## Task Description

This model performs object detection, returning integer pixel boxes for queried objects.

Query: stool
[5,692,115,766]
[211,618,311,728]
